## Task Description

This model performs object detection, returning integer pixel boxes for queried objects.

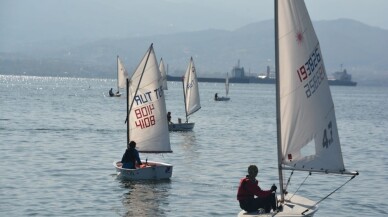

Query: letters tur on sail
[278,0,345,173]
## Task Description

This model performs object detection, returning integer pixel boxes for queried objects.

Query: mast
[182,75,189,122]
[117,55,120,93]
[275,0,285,202]
[126,78,129,145]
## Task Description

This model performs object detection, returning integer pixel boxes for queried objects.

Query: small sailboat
[113,44,173,180]
[214,72,230,101]
[159,58,168,90]
[109,55,128,97]
[169,57,201,131]
[238,0,358,216]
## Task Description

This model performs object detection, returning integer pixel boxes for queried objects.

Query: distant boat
[215,72,230,101]
[328,68,357,86]
[113,44,173,180]
[237,0,358,216]
[169,57,201,132]
[109,55,128,97]
[159,58,168,90]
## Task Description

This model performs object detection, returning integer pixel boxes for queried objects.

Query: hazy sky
[0,0,387,49]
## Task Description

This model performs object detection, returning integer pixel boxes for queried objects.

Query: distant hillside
[1,19,388,86]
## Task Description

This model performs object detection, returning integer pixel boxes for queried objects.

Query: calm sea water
[1,75,387,217]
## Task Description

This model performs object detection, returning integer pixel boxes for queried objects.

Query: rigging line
[284,170,294,191]
[301,174,357,215]
[289,172,311,201]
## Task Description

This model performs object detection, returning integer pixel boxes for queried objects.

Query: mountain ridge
[1,18,387,86]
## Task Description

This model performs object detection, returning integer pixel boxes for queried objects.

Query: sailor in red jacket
[237,165,278,213]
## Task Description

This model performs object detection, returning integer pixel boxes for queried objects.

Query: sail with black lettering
[183,57,201,117]
[127,45,171,153]
[278,0,346,173]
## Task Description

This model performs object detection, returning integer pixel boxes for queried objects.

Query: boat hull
[109,93,122,97]
[237,194,318,217]
[113,160,173,180]
[328,80,357,86]
[168,122,195,131]
[215,96,230,101]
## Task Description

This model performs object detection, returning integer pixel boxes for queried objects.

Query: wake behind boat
[238,0,358,216]
[114,44,173,180]
[169,57,201,132]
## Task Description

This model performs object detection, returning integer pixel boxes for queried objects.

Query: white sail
[225,72,229,96]
[127,45,172,153]
[117,56,128,90]
[159,58,168,90]
[183,57,201,117]
[278,0,345,173]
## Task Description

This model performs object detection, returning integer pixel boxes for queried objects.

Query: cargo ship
[327,68,357,86]
[167,62,357,86]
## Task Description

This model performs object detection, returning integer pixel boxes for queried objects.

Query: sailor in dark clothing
[121,141,142,169]
[167,111,172,123]
[237,165,278,213]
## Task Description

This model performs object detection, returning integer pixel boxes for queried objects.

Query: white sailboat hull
[168,122,195,131]
[114,160,173,180]
[237,194,318,217]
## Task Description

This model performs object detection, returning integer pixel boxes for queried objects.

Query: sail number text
[322,121,333,148]
[134,104,155,129]
[186,79,195,89]
[296,45,326,98]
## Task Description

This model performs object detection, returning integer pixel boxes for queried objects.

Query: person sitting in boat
[167,111,172,124]
[121,141,142,169]
[109,88,114,97]
[237,165,278,213]
[214,93,218,100]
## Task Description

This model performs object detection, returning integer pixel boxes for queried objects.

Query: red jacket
[237,176,272,201]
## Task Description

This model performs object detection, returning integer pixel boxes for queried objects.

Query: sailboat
[214,72,230,101]
[113,44,173,180]
[238,0,358,216]
[159,58,168,90]
[109,55,128,97]
[168,57,201,132]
